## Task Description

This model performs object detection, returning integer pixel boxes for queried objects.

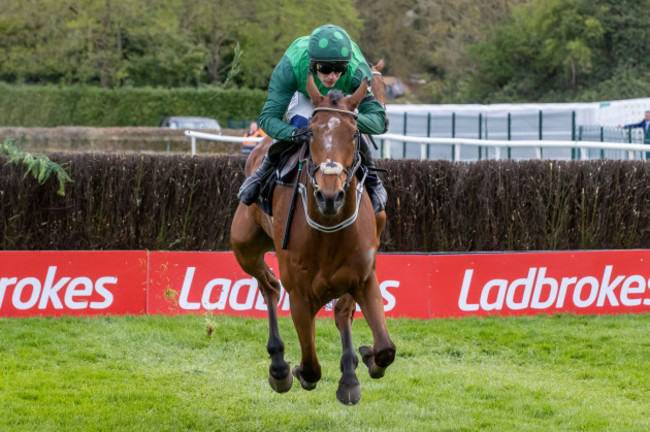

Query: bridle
[295,106,367,233]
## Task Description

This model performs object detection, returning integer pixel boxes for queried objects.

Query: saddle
[256,145,302,216]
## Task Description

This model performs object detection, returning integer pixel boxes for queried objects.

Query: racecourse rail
[184,130,648,160]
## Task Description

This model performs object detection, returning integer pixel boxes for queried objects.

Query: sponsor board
[430,251,650,317]
[1,250,648,318]
[0,251,147,317]
[147,252,429,319]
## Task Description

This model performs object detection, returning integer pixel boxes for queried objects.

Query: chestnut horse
[230,74,395,405]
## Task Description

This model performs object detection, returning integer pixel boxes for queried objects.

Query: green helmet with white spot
[308,24,352,62]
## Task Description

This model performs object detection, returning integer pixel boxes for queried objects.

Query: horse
[230,74,395,405]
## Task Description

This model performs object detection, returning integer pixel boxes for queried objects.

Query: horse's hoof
[292,365,317,391]
[336,382,361,405]
[359,345,386,379]
[268,372,293,393]
[369,365,386,379]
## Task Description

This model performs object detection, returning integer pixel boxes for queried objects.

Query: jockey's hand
[291,126,311,146]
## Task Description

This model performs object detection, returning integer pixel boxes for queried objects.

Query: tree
[464,0,613,102]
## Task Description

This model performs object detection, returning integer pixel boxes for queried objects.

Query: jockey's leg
[237,100,310,205]
[359,136,387,213]
[237,152,278,205]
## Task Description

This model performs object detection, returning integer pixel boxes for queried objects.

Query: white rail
[185,130,648,160]
[184,130,263,156]
[376,133,649,160]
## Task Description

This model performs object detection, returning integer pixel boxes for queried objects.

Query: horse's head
[305,73,367,217]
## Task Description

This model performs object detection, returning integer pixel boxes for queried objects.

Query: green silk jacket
[258,36,386,141]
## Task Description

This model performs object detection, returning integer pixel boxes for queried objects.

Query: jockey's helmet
[308,25,351,74]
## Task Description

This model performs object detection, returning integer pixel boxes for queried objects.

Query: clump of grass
[204,313,218,337]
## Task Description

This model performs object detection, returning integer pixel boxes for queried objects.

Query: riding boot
[360,137,387,213]
[237,154,277,206]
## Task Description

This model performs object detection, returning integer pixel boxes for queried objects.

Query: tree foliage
[0,0,360,89]
[1,0,649,103]
[464,0,650,102]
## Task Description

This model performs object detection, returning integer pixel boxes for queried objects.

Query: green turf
[1,313,649,431]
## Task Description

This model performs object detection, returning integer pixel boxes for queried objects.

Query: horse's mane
[326,90,344,106]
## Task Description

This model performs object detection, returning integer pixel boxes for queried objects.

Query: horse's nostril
[315,190,325,203]
[335,190,345,204]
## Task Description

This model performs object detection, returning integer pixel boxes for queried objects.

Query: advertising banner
[0,251,147,317]
[147,252,430,319]
[2,250,648,319]
[429,251,650,318]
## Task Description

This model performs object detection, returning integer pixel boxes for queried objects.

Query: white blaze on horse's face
[320,117,340,152]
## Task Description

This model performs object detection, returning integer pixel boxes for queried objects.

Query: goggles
[314,61,348,75]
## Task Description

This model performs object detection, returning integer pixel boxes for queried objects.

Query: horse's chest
[312,254,373,292]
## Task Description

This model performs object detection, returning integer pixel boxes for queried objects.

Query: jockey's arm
[353,69,387,136]
[258,58,298,142]
[357,97,386,135]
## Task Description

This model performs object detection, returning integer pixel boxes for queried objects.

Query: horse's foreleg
[354,273,396,379]
[231,205,292,393]
[289,294,321,391]
[334,294,361,405]
[263,283,293,393]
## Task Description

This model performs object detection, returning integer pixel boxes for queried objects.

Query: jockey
[237,24,388,213]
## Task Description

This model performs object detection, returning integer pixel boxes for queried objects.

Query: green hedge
[1,154,650,252]
[0,83,267,127]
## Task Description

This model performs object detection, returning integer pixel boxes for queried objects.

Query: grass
[1,313,649,431]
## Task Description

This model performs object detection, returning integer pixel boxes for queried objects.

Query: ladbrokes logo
[176,267,399,312]
[458,265,650,312]
[0,266,116,311]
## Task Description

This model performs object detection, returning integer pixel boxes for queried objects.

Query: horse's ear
[374,58,385,73]
[306,73,325,107]
[347,78,368,111]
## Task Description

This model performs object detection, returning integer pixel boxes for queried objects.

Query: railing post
[507,113,512,159]
[191,136,196,156]
[571,111,576,160]
[451,113,456,160]
[538,110,543,158]
[478,113,483,160]
[383,139,391,158]
[426,112,431,160]
[402,112,407,158]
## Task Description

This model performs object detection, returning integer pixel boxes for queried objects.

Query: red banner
[430,251,650,318]
[147,252,430,319]
[0,251,147,317]
[1,250,649,318]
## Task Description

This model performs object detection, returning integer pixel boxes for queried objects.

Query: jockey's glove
[291,126,312,146]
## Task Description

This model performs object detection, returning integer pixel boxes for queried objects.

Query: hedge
[1,154,650,252]
[0,83,267,127]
